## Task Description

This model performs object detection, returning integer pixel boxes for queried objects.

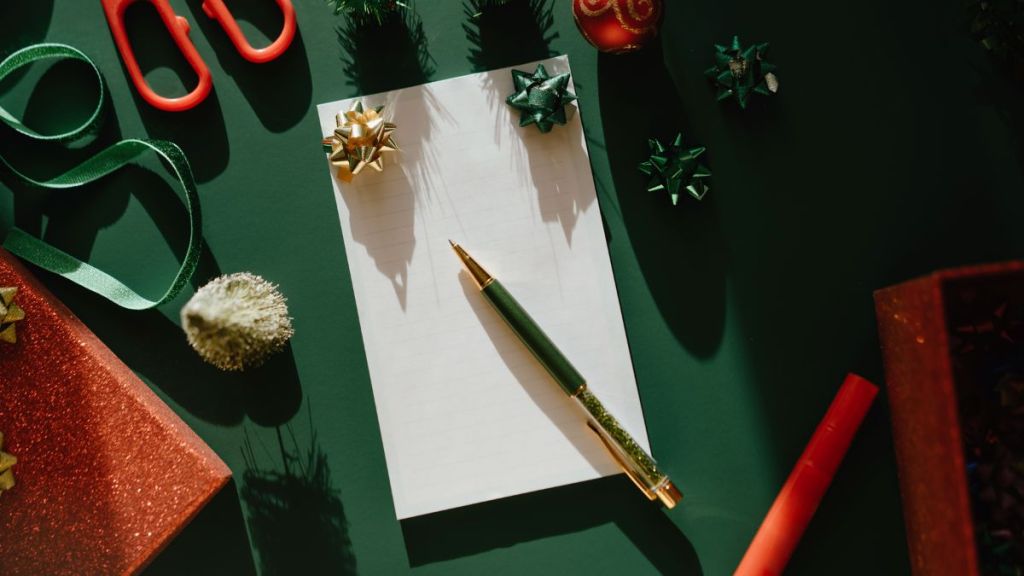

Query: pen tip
[448,239,457,248]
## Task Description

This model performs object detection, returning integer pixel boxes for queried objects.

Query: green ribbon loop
[0,43,201,310]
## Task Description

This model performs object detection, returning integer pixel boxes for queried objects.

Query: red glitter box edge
[0,248,232,575]
[875,260,1024,576]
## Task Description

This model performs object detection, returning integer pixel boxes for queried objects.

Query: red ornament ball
[572,0,664,54]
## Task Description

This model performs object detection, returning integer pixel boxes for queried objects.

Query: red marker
[735,373,879,576]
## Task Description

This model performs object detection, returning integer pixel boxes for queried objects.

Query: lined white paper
[318,56,651,519]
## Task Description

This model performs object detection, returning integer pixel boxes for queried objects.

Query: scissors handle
[201,0,296,64]
[101,0,212,112]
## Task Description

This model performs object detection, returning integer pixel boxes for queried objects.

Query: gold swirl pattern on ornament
[613,0,659,34]
[576,0,614,17]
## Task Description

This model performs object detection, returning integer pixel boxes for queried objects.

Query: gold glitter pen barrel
[450,240,682,508]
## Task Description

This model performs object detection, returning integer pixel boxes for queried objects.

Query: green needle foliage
[969,0,1024,78]
[327,0,408,24]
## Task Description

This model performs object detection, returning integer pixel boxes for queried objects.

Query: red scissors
[101,0,296,112]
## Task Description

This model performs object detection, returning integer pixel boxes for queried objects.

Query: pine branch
[327,0,408,24]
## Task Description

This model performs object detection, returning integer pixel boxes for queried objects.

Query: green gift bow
[0,43,201,310]
[506,64,577,133]
[705,36,779,109]
[638,134,711,206]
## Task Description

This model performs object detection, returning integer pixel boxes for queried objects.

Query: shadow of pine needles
[240,413,356,576]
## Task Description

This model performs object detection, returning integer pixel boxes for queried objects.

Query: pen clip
[586,420,657,501]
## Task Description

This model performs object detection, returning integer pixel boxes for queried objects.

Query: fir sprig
[327,0,408,23]
[969,0,1024,63]
[468,0,515,18]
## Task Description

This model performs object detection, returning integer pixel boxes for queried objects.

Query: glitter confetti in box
[0,248,231,576]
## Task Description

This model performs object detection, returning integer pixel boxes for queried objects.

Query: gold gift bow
[321,101,398,183]
[0,287,25,344]
[0,431,16,494]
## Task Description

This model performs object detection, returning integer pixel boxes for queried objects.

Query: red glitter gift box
[875,261,1024,576]
[0,249,231,575]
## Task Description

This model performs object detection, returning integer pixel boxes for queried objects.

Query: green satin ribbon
[0,43,201,310]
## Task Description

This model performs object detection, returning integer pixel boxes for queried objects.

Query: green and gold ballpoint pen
[450,240,682,508]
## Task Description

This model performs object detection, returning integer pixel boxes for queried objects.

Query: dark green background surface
[3,0,1023,573]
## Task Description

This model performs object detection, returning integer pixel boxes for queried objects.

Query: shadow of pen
[401,474,702,574]
[401,272,703,573]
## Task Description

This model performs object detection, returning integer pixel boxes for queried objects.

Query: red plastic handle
[101,0,213,112]
[200,0,296,64]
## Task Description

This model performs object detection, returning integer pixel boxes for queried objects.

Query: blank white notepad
[318,55,651,519]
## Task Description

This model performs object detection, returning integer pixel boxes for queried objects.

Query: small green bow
[506,64,577,133]
[638,134,711,205]
[705,36,778,109]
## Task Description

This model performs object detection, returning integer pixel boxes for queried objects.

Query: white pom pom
[181,273,295,371]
